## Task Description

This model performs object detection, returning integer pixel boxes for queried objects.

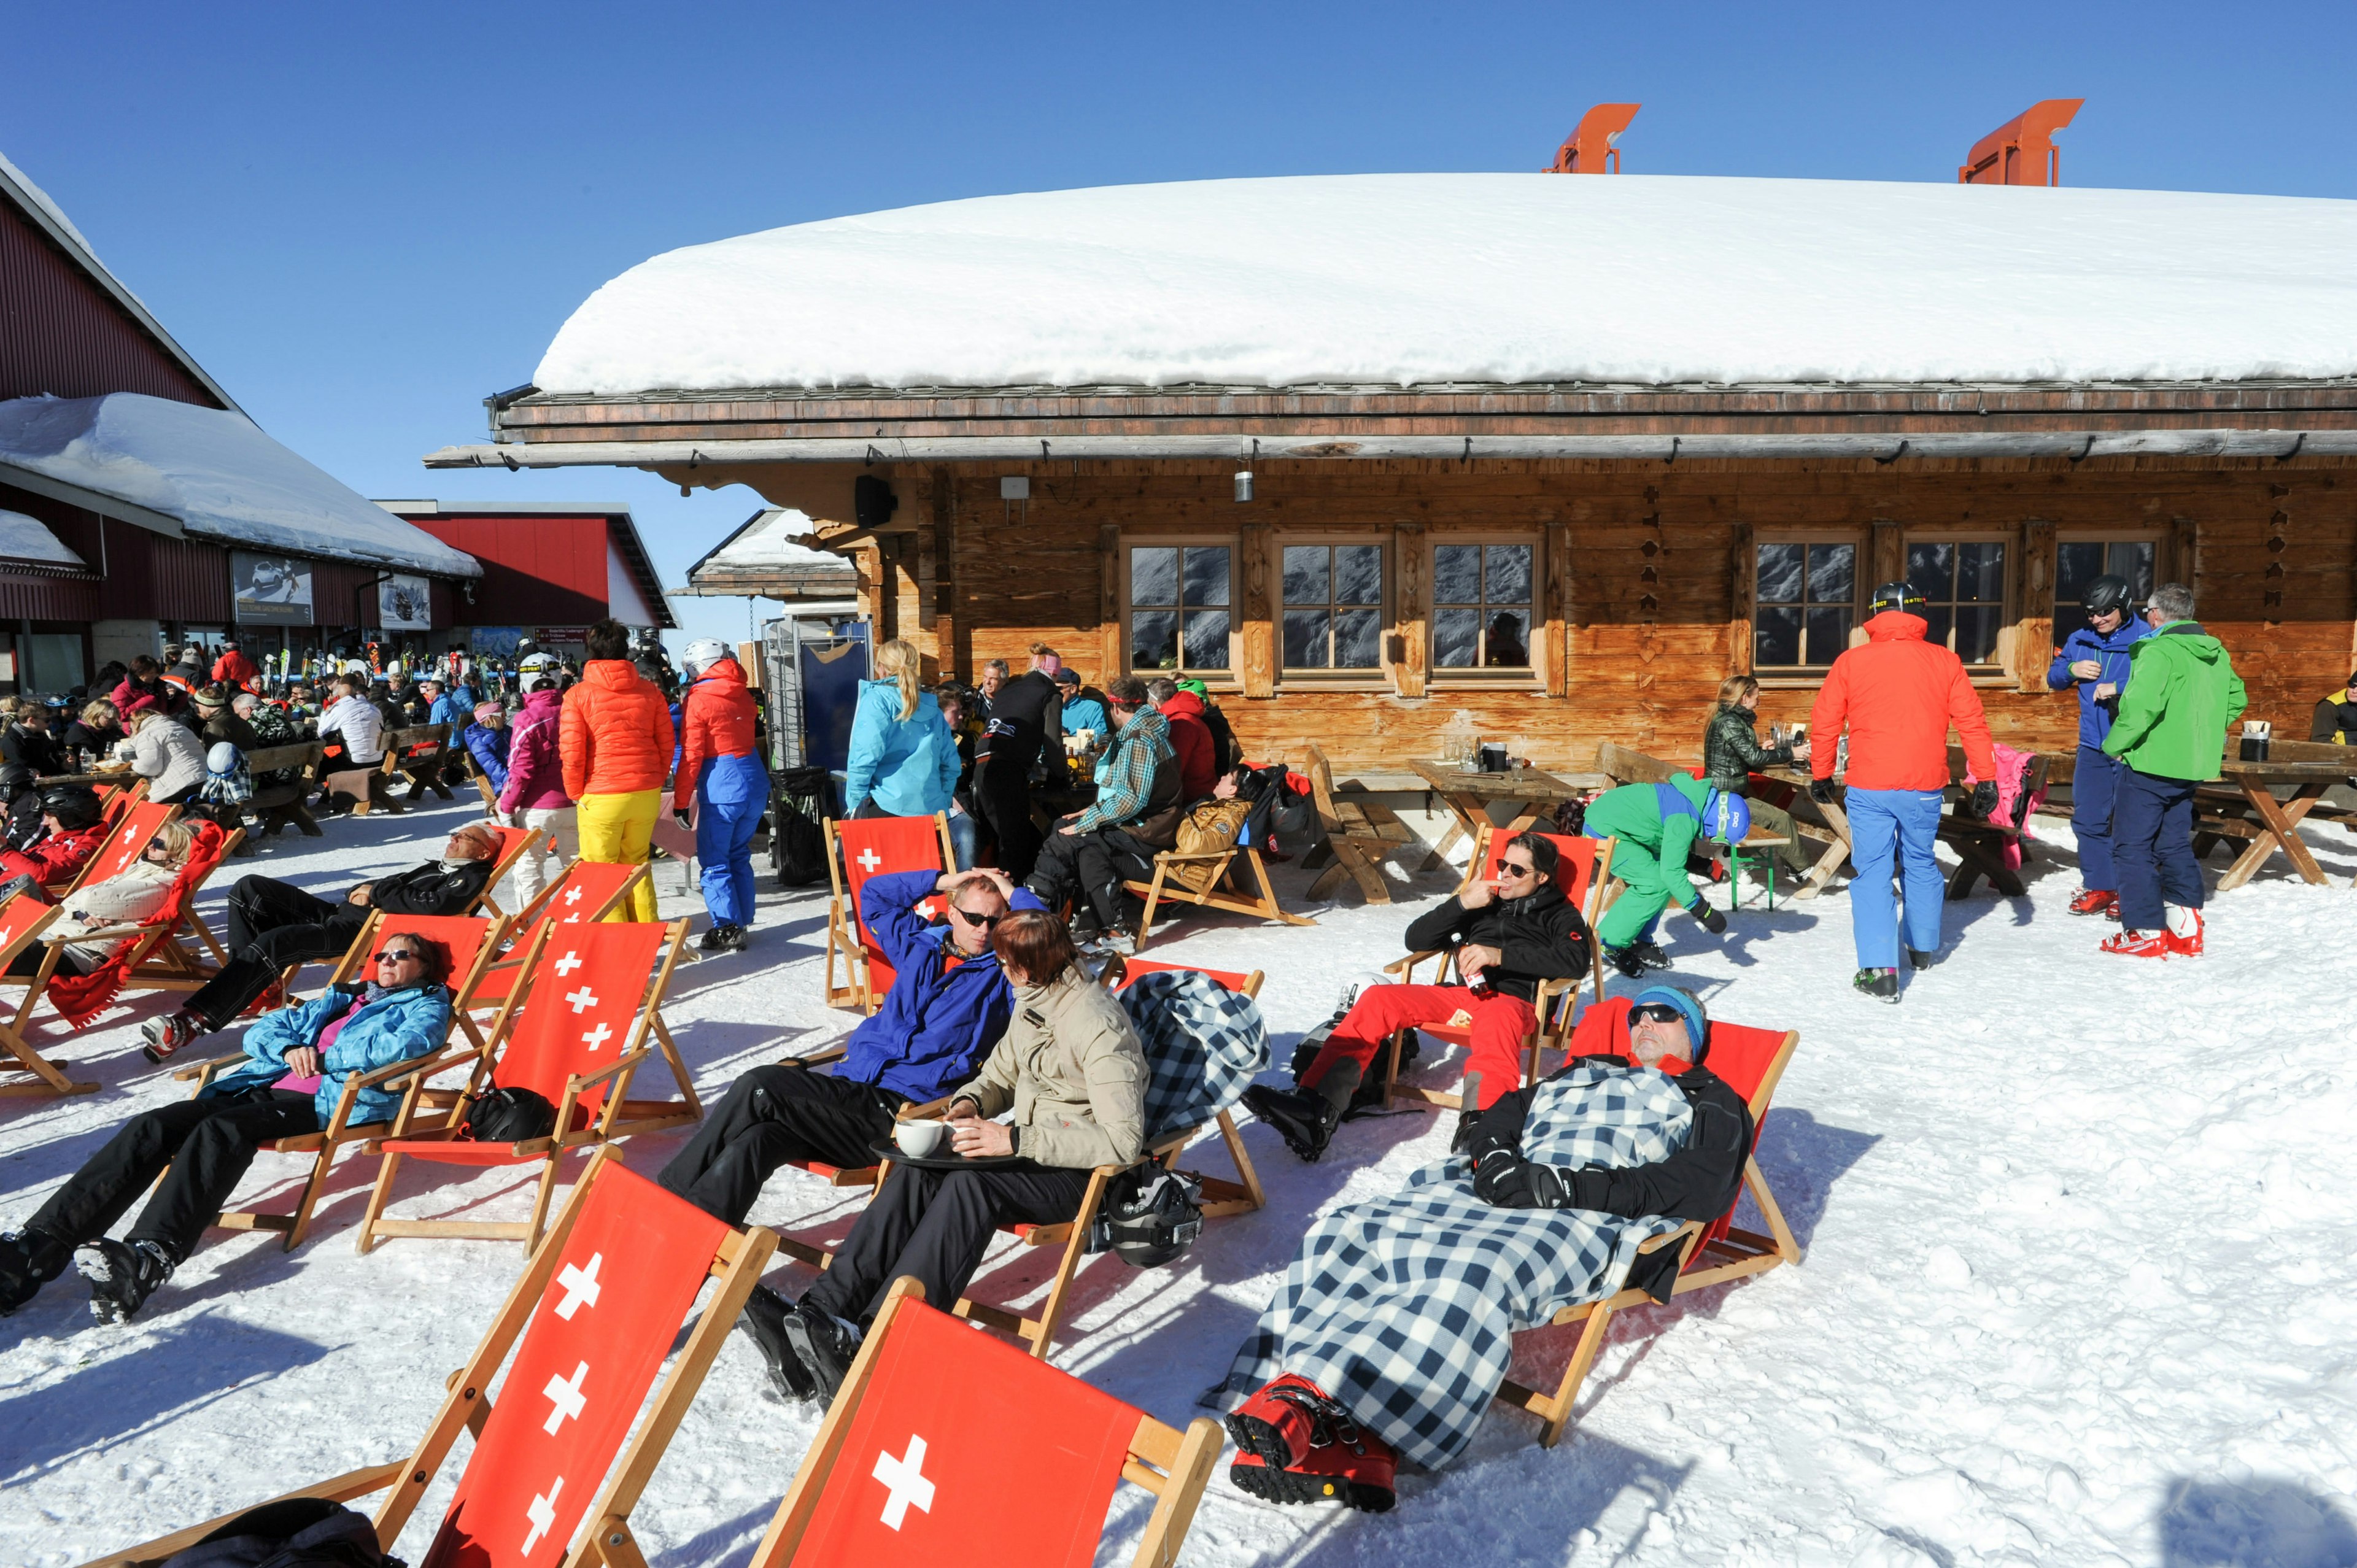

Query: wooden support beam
[1239,522,1275,698]
[1391,523,1428,698]
[2016,516,2057,692]
[1099,522,1123,681]
[1545,522,1573,697]
[1728,522,1755,678]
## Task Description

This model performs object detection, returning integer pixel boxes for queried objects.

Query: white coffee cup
[892,1119,951,1158]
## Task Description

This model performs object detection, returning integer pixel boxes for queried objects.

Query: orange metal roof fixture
[1545,103,1640,173]
[1958,98,2084,185]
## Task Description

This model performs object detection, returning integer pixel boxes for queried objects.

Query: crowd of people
[0,576,2293,1526]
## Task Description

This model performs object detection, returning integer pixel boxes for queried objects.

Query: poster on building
[379,574,433,630]
[470,626,523,660]
[232,551,314,625]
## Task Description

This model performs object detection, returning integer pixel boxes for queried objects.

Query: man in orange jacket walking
[1809,582,1997,1002]
[560,619,675,922]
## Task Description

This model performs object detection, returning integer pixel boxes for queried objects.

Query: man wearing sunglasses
[1244,832,1590,1161]
[657,866,1047,1233]
[2,932,454,1323]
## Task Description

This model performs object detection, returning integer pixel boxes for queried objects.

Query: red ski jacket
[1809,612,1995,792]
[2,824,108,889]
[673,658,758,812]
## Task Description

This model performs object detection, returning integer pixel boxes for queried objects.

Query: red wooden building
[374,500,673,660]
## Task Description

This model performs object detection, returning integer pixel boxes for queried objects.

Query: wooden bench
[241,741,326,845]
[1299,744,1438,903]
[383,722,455,804]
[1935,744,2050,899]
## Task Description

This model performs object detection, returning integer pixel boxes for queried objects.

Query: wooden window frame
[1901,529,2016,677]
[1426,533,1546,689]
[1273,532,1391,690]
[1119,534,1242,687]
[1748,528,1866,688]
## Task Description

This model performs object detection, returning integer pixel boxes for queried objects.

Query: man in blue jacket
[0,935,455,1323]
[657,866,1042,1228]
[2045,574,2154,917]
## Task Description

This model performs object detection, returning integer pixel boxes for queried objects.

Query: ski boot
[139,1011,203,1064]
[1225,1375,1396,1512]
[738,1284,816,1403]
[1241,1084,1343,1162]
[2165,907,2205,957]
[2100,929,2172,959]
[779,1297,861,1403]
[1852,968,1900,1003]
[2067,889,2118,917]
[80,1238,175,1323]
[1905,948,1939,971]
[1601,944,1647,980]
[0,1229,71,1316]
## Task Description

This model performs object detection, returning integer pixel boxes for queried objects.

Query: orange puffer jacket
[560,659,675,799]
[1809,611,1996,792]
[673,657,759,811]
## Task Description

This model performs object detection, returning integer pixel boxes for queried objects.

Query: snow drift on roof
[702,509,844,571]
[0,509,88,569]
[534,173,2357,395]
[0,394,480,576]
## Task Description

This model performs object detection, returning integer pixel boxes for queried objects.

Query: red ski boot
[1226,1377,1396,1512]
[2068,889,2118,917]
[1224,1375,1323,1476]
[2166,907,2205,957]
[2100,929,2171,959]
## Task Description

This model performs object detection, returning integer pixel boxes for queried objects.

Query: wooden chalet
[427,173,2357,782]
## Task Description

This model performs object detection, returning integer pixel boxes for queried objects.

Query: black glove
[1474,1148,1567,1209]
[1970,781,1999,818]
[1808,778,1838,806]
[1692,902,1728,935]
[673,809,692,829]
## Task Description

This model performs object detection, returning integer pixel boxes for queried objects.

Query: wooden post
[1544,522,1573,697]
[1098,523,1124,681]
[2015,517,2057,692]
[2169,514,2199,595]
[1239,522,1275,698]
[1869,519,1905,593]
[1728,522,1756,678]
[1392,523,1428,699]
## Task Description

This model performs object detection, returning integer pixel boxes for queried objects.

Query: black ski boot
[79,1238,176,1323]
[695,924,729,953]
[1241,1085,1342,1162]
[1601,944,1647,980]
[1630,941,1673,970]
[738,1283,816,1403]
[1852,968,1901,1004]
[780,1298,860,1404]
[1905,948,1940,971]
[1,1228,71,1316]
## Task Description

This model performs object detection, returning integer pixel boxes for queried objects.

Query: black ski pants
[184,875,365,1030]
[655,1065,901,1226]
[28,1088,319,1262]
[975,765,1042,884]
[1024,820,1160,927]
[802,1160,1091,1326]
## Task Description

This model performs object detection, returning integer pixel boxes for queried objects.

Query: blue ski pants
[1845,786,1946,969]
[2110,766,2202,933]
[696,753,771,928]
[2070,745,2128,892]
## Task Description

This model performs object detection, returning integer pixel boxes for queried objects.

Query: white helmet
[206,741,241,774]
[681,638,730,677]
[518,652,555,673]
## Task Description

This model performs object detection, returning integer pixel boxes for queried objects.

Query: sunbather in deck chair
[1244,827,1593,1161]
[749,1276,1221,1568]
[1213,983,1756,1513]
[0,919,491,1318]
[822,812,955,1013]
[161,914,508,1253]
[71,1154,777,1568]
[355,917,700,1253]
[463,820,546,920]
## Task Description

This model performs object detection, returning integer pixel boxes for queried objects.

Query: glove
[1693,902,1728,935]
[1970,781,1999,818]
[1808,778,1838,806]
[672,809,692,829]
[1474,1149,1567,1209]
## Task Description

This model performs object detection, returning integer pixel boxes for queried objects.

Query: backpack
[461,1085,557,1142]
[1085,1166,1204,1268]
[160,1499,400,1568]
[1233,763,1315,851]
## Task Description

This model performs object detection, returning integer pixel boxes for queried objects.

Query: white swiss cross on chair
[580,1023,613,1053]
[554,949,584,978]
[555,1253,602,1319]
[856,846,883,875]
[541,1361,590,1435]
[565,985,599,1014]
[872,1434,935,1531]
[522,1475,565,1554]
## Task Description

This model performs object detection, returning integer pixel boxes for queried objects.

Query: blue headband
[1630,986,1708,1058]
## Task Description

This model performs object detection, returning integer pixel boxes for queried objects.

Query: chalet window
[2053,538,2158,641]
[1906,538,2009,667]
[1127,543,1231,674]
[1432,541,1533,670]
[1753,539,1858,670]
[1282,543,1385,670]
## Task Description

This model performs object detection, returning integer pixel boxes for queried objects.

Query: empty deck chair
[79,1154,778,1568]
[0,897,86,1100]
[822,813,954,1013]
[356,918,701,1253]
[751,1276,1220,1568]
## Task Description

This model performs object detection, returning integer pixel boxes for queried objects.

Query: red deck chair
[751,1276,1220,1568]
[0,896,87,1101]
[175,913,509,1251]
[1377,825,1616,1112]
[1107,957,1268,1219]
[355,918,702,1253]
[1495,1002,1802,1447]
[5,815,238,1033]
[41,781,155,901]
[822,813,954,1013]
[83,1154,778,1568]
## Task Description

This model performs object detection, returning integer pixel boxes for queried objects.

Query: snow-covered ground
[6,794,2356,1567]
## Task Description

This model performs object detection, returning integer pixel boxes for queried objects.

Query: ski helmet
[1868,581,1927,615]
[2083,574,2134,616]
[206,741,241,775]
[681,638,730,677]
[518,652,554,673]
[1703,789,1752,844]
[1091,1168,1204,1269]
[39,784,101,830]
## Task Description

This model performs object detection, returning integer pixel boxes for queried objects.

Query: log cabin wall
[895,456,2355,781]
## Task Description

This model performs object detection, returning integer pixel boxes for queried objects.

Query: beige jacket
[959,966,1146,1170]
[57,857,176,972]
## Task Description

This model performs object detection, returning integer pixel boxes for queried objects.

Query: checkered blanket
[1118,970,1269,1140]
[1218,1060,1693,1469]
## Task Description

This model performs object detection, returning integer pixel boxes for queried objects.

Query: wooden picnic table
[2197,742,2357,890]
[1756,764,1854,899]
[1406,759,1595,859]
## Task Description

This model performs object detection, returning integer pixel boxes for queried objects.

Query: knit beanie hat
[1630,984,1709,1060]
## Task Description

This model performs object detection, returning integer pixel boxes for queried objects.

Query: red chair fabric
[1474,825,1598,909]
[836,816,950,998]
[1112,958,1252,993]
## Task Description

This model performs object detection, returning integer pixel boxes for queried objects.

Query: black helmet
[1868,581,1927,615]
[2083,574,2134,616]
[1086,1168,1204,1269]
[39,784,102,830]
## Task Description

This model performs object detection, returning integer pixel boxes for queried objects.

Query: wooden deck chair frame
[821,811,955,1013]
[1301,743,1438,903]
[1123,841,1312,952]
[354,919,703,1253]
[751,1276,1222,1568]
[79,1151,779,1568]
[3,817,242,1020]
[172,911,512,1251]
[1493,1025,1803,1448]
[0,901,95,1100]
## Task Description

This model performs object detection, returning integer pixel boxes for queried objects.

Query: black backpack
[769,766,832,887]
[462,1086,557,1142]
[160,1499,400,1568]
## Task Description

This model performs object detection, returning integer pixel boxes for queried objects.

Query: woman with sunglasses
[0,932,454,1323]
[1244,831,1592,1162]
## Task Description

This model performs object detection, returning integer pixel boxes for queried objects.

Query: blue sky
[7,2,2354,654]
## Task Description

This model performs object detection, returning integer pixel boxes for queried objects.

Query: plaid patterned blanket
[1218,1060,1693,1469]
[1119,969,1269,1140]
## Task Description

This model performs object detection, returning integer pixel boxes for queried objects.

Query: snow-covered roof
[681,508,856,597]
[533,173,2357,395]
[0,509,88,570]
[0,394,481,576]
[0,150,242,414]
